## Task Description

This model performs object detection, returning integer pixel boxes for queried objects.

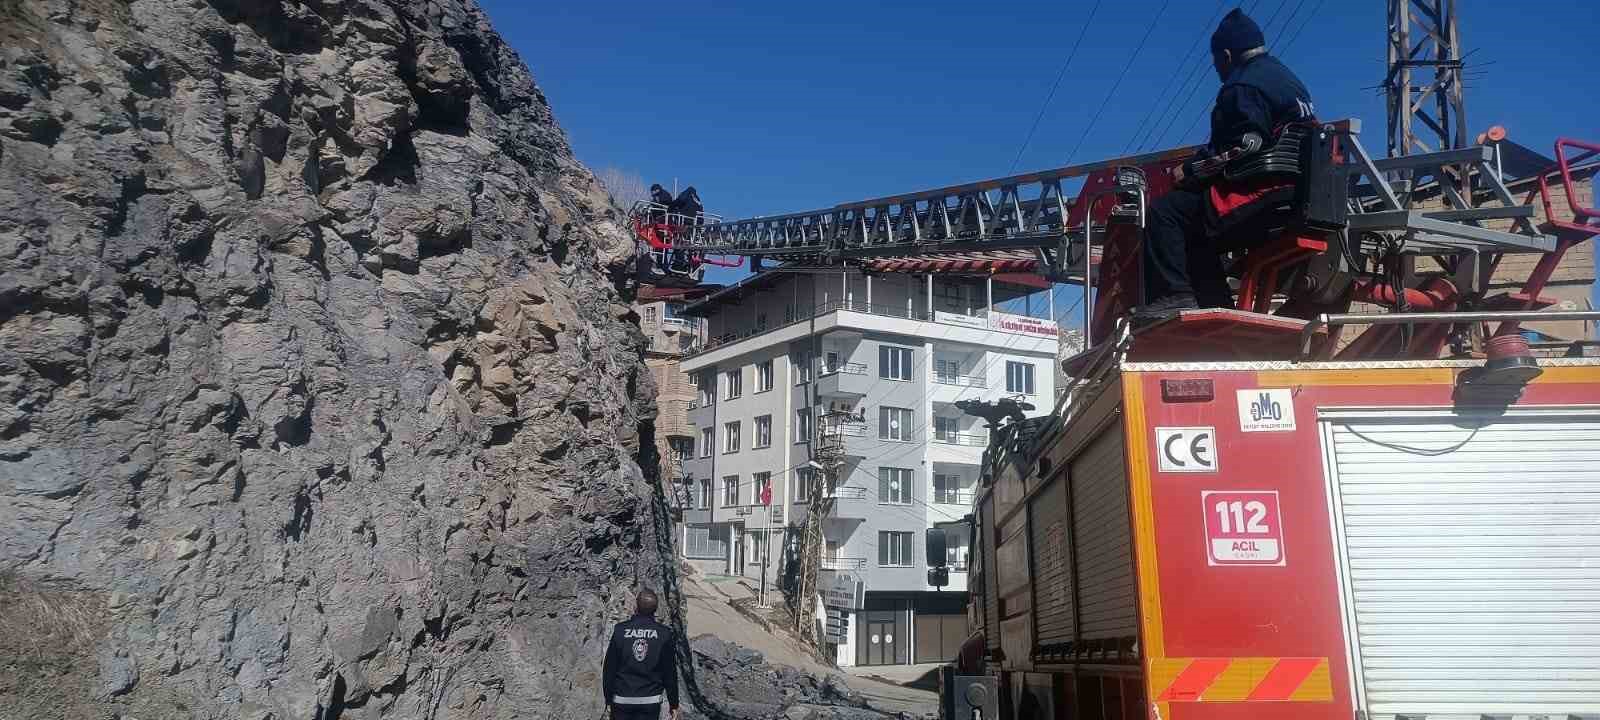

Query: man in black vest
[603,589,681,720]
[1136,8,1315,325]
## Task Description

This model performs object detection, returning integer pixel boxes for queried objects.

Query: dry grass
[0,573,109,720]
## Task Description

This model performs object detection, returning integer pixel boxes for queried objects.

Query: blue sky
[484,0,1599,323]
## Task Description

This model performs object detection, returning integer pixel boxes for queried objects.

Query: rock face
[683,636,899,720]
[0,1,664,718]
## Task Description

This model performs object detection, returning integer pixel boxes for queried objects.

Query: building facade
[676,270,1059,667]
[635,287,713,515]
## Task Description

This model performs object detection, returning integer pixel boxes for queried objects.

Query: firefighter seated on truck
[1135,8,1315,327]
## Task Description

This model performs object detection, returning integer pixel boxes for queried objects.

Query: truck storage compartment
[1326,410,1600,718]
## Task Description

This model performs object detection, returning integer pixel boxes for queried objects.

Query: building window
[1006,361,1036,395]
[724,368,742,400]
[756,312,768,330]
[825,351,841,374]
[665,302,683,319]
[936,282,965,312]
[879,467,913,505]
[699,478,712,509]
[754,472,772,505]
[669,437,694,463]
[878,531,913,567]
[934,416,959,442]
[792,467,813,503]
[645,307,657,323]
[947,531,969,570]
[698,372,715,407]
[795,408,812,443]
[684,525,727,559]
[879,406,913,442]
[700,428,713,458]
[723,475,739,507]
[723,421,740,454]
[793,352,812,384]
[879,345,914,381]
[934,473,966,504]
[756,360,774,393]
[934,358,961,383]
[754,415,772,448]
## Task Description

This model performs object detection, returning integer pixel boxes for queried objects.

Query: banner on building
[987,311,1059,338]
[933,311,988,331]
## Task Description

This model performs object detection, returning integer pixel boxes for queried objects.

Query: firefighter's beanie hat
[1211,8,1265,55]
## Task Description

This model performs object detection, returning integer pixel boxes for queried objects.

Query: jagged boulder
[0,1,659,718]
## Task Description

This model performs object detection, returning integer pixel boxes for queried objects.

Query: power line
[1063,0,1176,168]
[1121,0,1230,155]
[1006,0,1106,173]
[1276,0,1326,60]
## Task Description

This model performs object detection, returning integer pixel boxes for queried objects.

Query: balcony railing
[821,421,867,438]
[818,361,867,377]
[685,300,1050,360]
[933,490,976,506]
[932,432,987,447]
[933,373,987,388]
[822,557,868,571]
[807,486,869,502]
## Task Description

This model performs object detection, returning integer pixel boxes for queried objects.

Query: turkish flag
[761,485,772,506]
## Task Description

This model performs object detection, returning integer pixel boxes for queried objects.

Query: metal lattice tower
[1385,0,1468,158]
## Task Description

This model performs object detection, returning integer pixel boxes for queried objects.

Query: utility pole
[1385,0,1467,159]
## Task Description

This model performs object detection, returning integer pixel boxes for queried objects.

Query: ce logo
[1155,427,1217,473]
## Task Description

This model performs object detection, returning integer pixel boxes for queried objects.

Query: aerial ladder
[633,121,1598,363]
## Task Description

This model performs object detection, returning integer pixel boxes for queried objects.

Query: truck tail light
[1161,378,1214,403]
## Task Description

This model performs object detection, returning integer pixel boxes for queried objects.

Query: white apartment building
[675,269,1059,667]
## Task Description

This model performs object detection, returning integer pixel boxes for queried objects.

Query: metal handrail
[819,361,868,376]
[822,557,868,570]
[1298,310,1600,357]
[932,432,986,447]
[934,490,976,505]
[933,373,987,388]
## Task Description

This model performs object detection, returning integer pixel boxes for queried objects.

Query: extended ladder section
[665,120,1594,357]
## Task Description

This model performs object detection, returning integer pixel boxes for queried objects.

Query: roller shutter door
[1029,477,1074,647]
[1327,412,1600,719]
[1070,426,1136,641]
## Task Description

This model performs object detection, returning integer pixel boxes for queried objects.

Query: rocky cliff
[0,1,667,718]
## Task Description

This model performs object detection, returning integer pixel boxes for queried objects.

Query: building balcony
[817,362,871,397]
[932,373,987,389]
[822,556,868,571]
[932,490,976,507]
[931,432,986,447]
[681,300,1059,371]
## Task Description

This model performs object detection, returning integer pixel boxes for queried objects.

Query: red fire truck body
[971,355,1600,720]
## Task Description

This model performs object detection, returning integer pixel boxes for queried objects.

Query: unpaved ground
[678,569,938,718]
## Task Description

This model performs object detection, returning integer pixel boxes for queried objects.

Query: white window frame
[879,345,914,381]
[934,416,959,442]
[724,368,742,400]
[1005,360,1036,395]
[934,473,965,504]
[753,471,772,505]
[722,475,739,507]
[698,372,715,407]
[793,352,812,384]
[756,360,774,393]
[934,358,961,382]
[878,466,913,505]
[792,467,812,503]
[879,406,914,442]
[645,307,657,322]
[795,408,812,443]
[878,531,913,567]
[723,421,740,454]
[698,478,712,509]
[753,415,772,448]
[699,428,713,458]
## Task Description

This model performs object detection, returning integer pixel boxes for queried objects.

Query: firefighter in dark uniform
[603,589,681,720]
[1136,8,1315,324]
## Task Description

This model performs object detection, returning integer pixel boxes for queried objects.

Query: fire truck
[628,61,1600,719]
[915,131,1600,719]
